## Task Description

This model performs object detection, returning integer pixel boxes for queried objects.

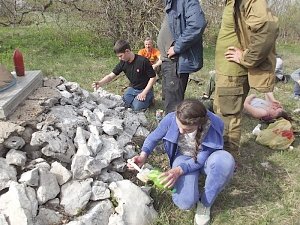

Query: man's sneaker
[194,202,211,225]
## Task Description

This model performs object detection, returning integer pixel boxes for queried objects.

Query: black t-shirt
[112,54,156,90]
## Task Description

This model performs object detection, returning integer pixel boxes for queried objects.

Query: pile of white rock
[0,77,158,225]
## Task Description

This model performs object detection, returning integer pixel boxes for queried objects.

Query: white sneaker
[194,202,211,225]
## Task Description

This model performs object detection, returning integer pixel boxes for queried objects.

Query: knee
[122,95,132,105]
[131,101,146,111]
[173,195,197,210]
[210,150,235,177]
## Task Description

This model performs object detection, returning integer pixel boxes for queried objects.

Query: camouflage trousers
[213,74,250,154]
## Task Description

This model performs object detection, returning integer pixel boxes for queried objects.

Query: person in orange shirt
[138,37,162,76]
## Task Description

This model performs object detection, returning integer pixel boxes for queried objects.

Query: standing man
[213,0,279,154]
[138,37,162,75]
[157,0,206,114]
[92,40,156,111]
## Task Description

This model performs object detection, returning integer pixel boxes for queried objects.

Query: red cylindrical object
[13,49,25,76]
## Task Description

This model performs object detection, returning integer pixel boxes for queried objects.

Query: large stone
[34,207,64,225]
[36,170,60,204]
[50,161,72,185]
[0,182,38,225]
[87,125,103,156]
[46,105,87,137]
[19,168,39,187]
[71,155,94,180]
[109,180,158,225]
[0,213,9,225]
[6,149,27,166]
[90,180,110,201]
[3,136,26,150]
[102,118,123,136]
[60,179,93,216]
[71,200,114,225]
[0,121,25,143]
[0,143,8,157]
[98,169,123,183]
[96,135,123,163]
[0,158,17,191]
[30,130,75,163]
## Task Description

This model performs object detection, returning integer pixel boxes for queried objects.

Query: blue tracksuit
[141,111,235,209]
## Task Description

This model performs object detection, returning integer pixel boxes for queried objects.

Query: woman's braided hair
[176,99,208,154]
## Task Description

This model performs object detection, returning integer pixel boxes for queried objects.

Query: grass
[1,25,300,225]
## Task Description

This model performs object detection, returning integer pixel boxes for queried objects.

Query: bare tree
[200,0,224,45]
[0,0,298,44]
[42,0,164,47]
[270,0,300,42]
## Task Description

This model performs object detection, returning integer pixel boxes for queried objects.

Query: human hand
[92,81,101,90]
[127,152,147,170]
[136,92,147,101]
[270,101,282,110]
[158,167,183,189]
[167,46,176,58]
[225,46,243,64]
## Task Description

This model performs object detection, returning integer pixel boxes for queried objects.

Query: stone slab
[0,70,43,119]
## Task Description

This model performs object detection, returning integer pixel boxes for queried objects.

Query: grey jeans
[161,60,189,114]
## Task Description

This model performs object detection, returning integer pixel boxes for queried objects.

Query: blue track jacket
[165,0,206,73]
[142,111,224,174]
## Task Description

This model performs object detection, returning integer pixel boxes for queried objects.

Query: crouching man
[92,40,156,111]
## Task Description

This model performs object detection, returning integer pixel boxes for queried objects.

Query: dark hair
[176,99,207,126]
[261,110,292,123]
[113,40,131,54]
[176,99,208,156]
[279,111,292,121]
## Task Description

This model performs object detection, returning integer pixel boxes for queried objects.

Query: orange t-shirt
[138,48,160,65]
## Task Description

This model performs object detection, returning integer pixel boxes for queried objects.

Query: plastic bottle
[13,49,25,76]
[127,159,176,193]
[252,124,262,135]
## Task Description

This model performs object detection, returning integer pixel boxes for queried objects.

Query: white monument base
[0,70,43,119]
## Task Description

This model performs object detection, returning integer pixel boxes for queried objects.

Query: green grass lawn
[0,26,299,225]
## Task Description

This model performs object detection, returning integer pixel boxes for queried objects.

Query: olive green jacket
[237,0,279,71]
[232,0,279,92]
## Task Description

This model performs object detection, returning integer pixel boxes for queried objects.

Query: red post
[13,49,25,76]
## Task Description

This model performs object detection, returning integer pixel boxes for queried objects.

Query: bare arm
[152,57,162,69]
[265,92,280,105]
[244,94,256,105]
[92,72,117,90]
